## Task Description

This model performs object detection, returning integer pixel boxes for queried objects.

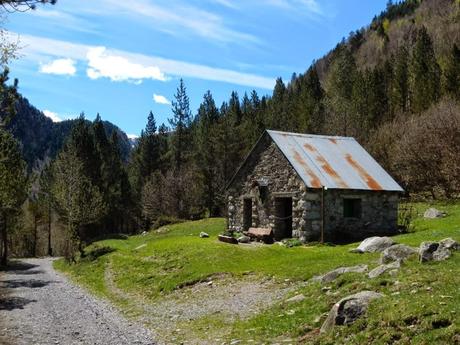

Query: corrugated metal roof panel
[267,130,404,192]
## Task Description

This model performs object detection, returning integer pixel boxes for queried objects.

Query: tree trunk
[1,214,7,266]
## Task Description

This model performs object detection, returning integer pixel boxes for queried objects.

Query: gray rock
[199,232,210,238]
[237,235,250,244]
[353,237,395,253]
[368,260,401,279]
[438,238,459,251]
[380,244,418,264]
[311,264,368,284]
[320,291,384,333]
[433,247,451,261]
[286,294,306,303]
[423,208,445,219]
[419,242,439,262]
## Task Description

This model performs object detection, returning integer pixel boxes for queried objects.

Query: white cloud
[43,110,63,122]
[153,94,170,105]
[127,134,139,139]
[19,34,275,89]
[86,47,167,83]
[40,58,76,76]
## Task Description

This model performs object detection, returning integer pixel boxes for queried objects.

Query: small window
[259,185,268,203]
[343,198,362,218]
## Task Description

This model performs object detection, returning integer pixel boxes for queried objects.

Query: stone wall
[227,135,400,243]
[227,137,304,238]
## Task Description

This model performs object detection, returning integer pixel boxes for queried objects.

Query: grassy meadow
[55,201,460,344]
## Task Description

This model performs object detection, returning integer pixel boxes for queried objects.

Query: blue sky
[6,0,388,137]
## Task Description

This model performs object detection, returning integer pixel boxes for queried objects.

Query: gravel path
[0,258,156,345]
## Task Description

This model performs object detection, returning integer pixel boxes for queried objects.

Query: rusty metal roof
[267,130,403,192]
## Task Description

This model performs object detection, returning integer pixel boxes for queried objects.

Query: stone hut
[226,130,404,243]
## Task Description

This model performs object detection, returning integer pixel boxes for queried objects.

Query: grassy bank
[55,201,460,344]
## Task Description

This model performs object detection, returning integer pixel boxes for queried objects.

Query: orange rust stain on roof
[303,143,316,152]
[328,138,338,144]
[292,150,322,188]
[316,155,349,188]
[345,154,383,190]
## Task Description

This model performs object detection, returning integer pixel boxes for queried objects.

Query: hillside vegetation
[56,201,460,344]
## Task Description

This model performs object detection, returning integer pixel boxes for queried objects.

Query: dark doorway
[243,198,252,231]
[274,197,292,240]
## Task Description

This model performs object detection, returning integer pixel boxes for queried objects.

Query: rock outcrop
[380,244,418,264]
[368,260,401,279]
[310,265,368,284]
[320,291,384,333]
[351,237,395,253]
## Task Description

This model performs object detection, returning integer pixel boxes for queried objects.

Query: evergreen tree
[299,66,324,133]
[392,47,409,113]
[444,44,460,100]
[268,78,287,130]
[169,79,192,171]
[0,128,27,265]
[51,143,105,260]
[409,27,441,113]
[325,46,357,135]
[196,91,221,216]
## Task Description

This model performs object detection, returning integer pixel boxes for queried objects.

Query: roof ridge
[266,129,356,141]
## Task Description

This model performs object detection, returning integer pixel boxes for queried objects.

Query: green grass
[55,201,460,344]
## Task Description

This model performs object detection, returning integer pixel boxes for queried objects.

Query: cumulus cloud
[86,47,167,83]
[43,110,63,122]
[40,58,76,76]
[153,94,170,105]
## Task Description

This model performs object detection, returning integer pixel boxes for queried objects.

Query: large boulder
[351,237,395,253]
[423,208,445,219]
[380,244,418,264]
[311,265,368,284]
[320,291,384,333]
[419,242,439,262]
[368,260,401,279]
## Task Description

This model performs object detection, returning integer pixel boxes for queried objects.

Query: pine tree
[299,66,324,133]
[392,47,409,113]
[444,44,460,100]
[0,128,27,265]
[268,78,287,130]
[169,79,193,171]
[325,46,357,135]
[409,27,441,113]
[196,91,221,216]
[51,144,105,260]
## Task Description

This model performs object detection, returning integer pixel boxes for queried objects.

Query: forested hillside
[8,96,133,168]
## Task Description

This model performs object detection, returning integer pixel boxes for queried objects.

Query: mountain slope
[8,96,132,168]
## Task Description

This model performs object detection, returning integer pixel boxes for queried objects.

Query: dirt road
[0,258,155,345]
